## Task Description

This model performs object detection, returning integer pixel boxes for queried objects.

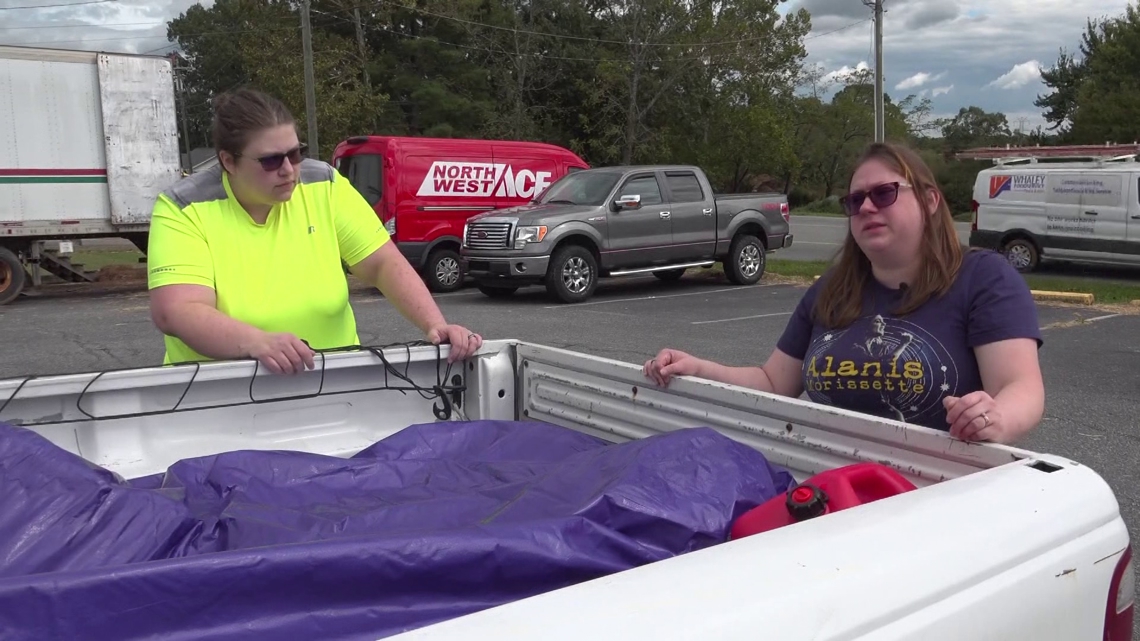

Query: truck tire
[546,244,598,303]
[425,247,464,293]
[654,268,686,282]
[724,234,766,285]
[477,284,518,298]
[1002,237,1039,273]
[0,246,27,306]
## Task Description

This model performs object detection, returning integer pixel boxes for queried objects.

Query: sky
[780,0,1134,132]
[0,0,1133,133]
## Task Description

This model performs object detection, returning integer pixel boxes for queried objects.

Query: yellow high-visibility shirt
[146,160,389,365]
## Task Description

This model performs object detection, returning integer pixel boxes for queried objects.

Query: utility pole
[863,0,885,142]
[351,6,376,131]
[172,55,192,174]
[301,0,319,159]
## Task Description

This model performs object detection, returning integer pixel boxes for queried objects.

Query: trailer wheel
[0,246,27,306]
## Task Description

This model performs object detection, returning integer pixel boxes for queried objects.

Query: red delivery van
[331,136,590,292]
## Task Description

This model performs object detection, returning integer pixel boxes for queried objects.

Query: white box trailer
[0,44,181,304]
[0,340,1133,640]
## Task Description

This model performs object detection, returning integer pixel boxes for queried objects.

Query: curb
[1030,290,1094,305]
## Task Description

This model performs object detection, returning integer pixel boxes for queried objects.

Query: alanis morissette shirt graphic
[775,249,1043,431]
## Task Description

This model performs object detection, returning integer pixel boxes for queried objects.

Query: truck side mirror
[614,194,641,211]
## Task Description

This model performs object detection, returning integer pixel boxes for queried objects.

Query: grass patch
[767,259,830,278]
[1022,275,1140,305]
[71,250,144,271]
[766,257,1140,305]
[790,209,974,222]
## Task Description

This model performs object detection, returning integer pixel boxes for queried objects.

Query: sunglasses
[237,144,308,172]
[839,181,911,217]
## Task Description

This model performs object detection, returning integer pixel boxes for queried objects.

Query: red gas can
[730,462,917,540]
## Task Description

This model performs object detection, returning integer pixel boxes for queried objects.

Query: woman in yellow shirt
[146,88,482,374]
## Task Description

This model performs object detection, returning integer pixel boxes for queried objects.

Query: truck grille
[465,222,512,249]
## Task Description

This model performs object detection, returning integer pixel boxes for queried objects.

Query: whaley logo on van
[989,174,1046,198]
[416,161,553,199]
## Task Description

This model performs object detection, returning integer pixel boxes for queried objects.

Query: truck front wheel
[0,246,27,306]
[546,245,598,303]
[724,234,766,285]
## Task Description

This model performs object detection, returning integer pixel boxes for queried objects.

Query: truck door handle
[659,211,671,219]
[702,208,713,215]
[1132,215,1140,220]
[1084,210,1099,216]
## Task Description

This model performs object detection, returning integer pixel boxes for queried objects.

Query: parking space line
[1087,313,1121,323]
[692,311,792,325]
[542,285,771,309]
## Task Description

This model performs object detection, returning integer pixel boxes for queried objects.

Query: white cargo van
[968,153,1140,272]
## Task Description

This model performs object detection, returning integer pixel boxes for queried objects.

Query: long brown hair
[813,142,964,329]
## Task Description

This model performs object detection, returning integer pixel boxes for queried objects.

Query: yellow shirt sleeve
[146,193,215,289]
[331,171,391,267]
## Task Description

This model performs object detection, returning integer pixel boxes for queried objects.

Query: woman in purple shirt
[643,142,1045,444]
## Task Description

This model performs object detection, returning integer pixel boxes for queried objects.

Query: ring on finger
[981,412,990,427]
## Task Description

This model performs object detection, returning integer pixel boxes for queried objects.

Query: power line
[0,0,116,10]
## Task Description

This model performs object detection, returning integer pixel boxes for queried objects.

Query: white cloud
[895,71,947,91]
[986,60,1043,90]
[794,0,1130,124]
[821,61,870,85]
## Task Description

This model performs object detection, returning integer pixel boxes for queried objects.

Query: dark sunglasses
[839,181,911,216]
[237,144,308,172]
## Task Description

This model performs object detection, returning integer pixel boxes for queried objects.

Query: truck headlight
[462,223,469,248]
[514,225,547,249]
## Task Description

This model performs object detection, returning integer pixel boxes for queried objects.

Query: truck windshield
[537,171,622,206]
[336,153,382,206]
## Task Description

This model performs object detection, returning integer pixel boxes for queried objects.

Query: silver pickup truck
[459,165,794,303]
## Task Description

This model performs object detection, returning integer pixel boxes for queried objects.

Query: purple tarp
[0,419,794,640]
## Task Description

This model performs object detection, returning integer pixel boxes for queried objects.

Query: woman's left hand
[426,324,483,362]
[943,392,1004,442]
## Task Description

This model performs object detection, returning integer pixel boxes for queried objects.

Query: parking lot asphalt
[2,273,1139,584]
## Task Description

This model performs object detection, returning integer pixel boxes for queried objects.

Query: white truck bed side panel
[0,344,465,480]
[0,52,110,224]
[97,53,181,225]
[513,343,1038,485]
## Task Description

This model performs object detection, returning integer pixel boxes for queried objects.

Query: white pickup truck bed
[0,340,1132,640]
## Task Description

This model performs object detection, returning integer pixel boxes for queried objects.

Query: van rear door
[1045,171,1125,243]
[337,152,384,214]
[1129,173,1140,244]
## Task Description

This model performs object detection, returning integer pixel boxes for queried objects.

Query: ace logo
[416,161,553,200]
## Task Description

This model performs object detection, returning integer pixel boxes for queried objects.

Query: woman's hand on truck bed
[246,331,316,375]
[643,349,705,387]
[426,324,483,362]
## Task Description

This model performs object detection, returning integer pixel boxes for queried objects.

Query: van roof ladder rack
[954,143,1140,166]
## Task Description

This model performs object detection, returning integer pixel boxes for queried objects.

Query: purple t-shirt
[775,249,1042,431]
